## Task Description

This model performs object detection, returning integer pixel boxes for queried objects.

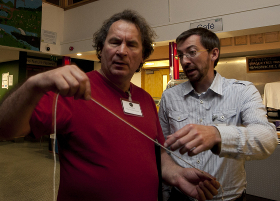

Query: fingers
[164,124,193,148]
[198,181,213,200]
[196,180,220,201]
[42,65,91,100]
[196,179,220,201]
[164,125,221,156]
[164,126,200,155]
[59,71,80,97]
[196,185,206,201]
[194,169,216,181]
[185,144,205,156]
[84,78,92,100]
[174,168,220,201]
[210,179,221,189]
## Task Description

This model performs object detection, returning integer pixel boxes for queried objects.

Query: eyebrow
[127,40,139,46]
[177,45,197,54]
[108,37,121,42]
[108,37,139,46]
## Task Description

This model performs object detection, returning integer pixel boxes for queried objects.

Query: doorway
[141,68,170,111]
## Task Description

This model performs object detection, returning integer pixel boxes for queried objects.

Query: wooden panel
[265,32,279,43]
[250,33,263,44]
[220,38,232,47]
[141,69,145,89]
[235,36,247,45]
[146,46,169,61]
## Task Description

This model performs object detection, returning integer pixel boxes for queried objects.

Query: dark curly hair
[93,9,157,71]
[176,27,220,67]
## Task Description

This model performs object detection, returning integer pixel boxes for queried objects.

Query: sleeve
[217,83,278,160]
[30,92,73,138]
[149,94,165,145]
[158,93,173,201]
[158,92,171,140]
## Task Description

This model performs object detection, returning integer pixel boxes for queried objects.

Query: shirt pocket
[168,111,189,134]
[212,109,237,125]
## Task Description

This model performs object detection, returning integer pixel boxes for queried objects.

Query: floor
[0,138,276,201]
[246,195,276,201]
[0,136,60,201]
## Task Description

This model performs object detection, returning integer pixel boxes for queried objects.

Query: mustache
[183,65,197,71]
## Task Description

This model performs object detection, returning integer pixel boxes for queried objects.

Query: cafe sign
[190,18,223,32]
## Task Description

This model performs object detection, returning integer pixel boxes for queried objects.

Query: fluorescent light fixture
[145,63,154,65]
[143,60,169,68]
[77,53,82,56]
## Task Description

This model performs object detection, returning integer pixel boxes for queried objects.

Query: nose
[116,44,128,57]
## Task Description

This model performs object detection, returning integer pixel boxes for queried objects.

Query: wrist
[162,160,183,186]
[211,126,222,155]
[25,75,46,101]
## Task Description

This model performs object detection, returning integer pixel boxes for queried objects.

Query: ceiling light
[145,63,154,65]
[77,53,82,56]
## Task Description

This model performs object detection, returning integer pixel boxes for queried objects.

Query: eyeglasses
[175,49,208,60]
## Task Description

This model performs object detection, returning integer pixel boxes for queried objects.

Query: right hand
[164,124,221,156]
[28,65,91,100]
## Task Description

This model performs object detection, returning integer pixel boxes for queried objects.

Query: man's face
[100,20,143,82]
[177,35,212,83]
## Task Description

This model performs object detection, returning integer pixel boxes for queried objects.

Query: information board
[247,55,280,72]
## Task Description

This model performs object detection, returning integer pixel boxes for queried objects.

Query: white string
[52,93,59,201]
[52,94,224,200]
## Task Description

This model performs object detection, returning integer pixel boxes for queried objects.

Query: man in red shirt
[0,10,219,201]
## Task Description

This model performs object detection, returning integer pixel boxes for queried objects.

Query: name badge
[121,99,143,116]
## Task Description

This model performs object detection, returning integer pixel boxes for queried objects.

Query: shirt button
[199,119,203,122]
[200,100,203,104]
[221,116,225,120]
[178,116,181,120]
[197,160,200,164]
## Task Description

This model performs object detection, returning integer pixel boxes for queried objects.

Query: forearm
[161,149,182,186]
[0,76,45,139]
[218,123,277,160]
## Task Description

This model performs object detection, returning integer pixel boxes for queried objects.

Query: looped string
[52,93,59,201]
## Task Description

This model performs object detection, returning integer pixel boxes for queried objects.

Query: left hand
[164,124,221,156]
[175,168,220,201]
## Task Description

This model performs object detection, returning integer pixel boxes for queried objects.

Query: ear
[210,48,219,62]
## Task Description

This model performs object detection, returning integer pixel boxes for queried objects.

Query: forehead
[106,20,142,42]
[177,35,203,51]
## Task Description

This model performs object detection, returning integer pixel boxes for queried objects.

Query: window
[43,0,98,10]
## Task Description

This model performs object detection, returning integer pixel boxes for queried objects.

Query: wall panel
[63,0,169,43]
[40,3,64,55]
[169,0,280,24]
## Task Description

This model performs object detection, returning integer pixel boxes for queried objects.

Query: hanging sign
[246,54,280,72]
[8,75,13,86]
[27,58,57,67]
[2,72,9,89]
[41,29,57,45]
[190,18,223,32]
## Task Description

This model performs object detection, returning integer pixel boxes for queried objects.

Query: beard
[183,63,210,83]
